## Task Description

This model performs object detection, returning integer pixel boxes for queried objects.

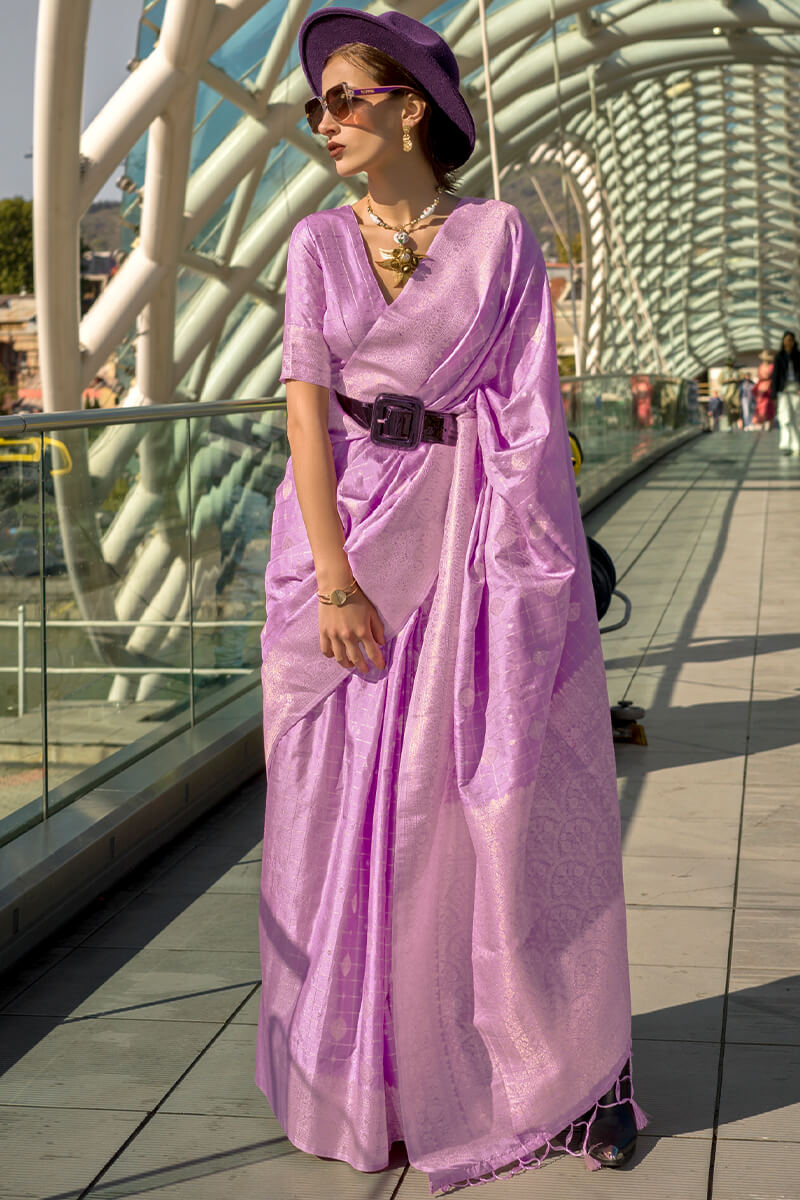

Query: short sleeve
[280,217,332,389]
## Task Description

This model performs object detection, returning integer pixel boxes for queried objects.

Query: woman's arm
[285,379,352,591]
[285,378,386,674]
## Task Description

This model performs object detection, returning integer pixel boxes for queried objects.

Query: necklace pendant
[394,230,410,245]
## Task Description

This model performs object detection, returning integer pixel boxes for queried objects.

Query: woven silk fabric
[257,196,639,1194]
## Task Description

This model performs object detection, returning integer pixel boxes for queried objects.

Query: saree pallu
[257,196,645,1194]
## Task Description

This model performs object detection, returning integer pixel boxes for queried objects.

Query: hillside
[80,201,122,251]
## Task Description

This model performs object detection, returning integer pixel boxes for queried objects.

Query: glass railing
[0,399,289,845]
[560,373,697,497]
[0,377,696,846]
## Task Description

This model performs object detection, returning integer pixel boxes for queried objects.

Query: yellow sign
[568,431,583,479]
[0,436,73,475]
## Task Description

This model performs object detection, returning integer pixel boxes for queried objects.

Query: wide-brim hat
[298,6,476,168]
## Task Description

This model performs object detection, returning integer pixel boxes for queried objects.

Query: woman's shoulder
[458,195,541,246]
[290,206,350,246]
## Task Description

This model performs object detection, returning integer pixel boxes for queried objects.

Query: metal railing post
[17,605,26,717]
[185,417,196,728]
[38,437,49,820]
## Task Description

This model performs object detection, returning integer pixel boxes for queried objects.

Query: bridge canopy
[32,0,800,409]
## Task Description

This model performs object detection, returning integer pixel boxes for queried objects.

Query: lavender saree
[256,195,645,1194]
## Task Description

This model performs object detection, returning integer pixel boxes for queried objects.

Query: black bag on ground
[586,536,616,620]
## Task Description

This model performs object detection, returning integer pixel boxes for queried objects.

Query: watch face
[331,589,347,606]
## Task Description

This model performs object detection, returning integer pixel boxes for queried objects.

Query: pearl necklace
[366,187,444,288]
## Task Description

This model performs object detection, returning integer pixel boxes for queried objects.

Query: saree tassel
[631,1098,651,1130]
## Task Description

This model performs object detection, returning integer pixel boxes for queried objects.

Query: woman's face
[784,334,796,353]
[317,56,418,177]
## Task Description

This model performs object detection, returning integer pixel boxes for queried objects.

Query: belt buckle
[370,393,424,449]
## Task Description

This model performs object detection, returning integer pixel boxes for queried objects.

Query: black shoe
[584,1092,638,1167]
[555,1069,638,1169]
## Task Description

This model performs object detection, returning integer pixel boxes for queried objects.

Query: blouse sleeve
[279,217,332,389]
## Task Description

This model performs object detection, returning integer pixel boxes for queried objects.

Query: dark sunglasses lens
[326,85,351,121]
[305,98,323,132]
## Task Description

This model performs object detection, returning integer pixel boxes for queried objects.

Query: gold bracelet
[317,577,360,607]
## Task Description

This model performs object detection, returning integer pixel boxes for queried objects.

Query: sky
[0,0,143,203]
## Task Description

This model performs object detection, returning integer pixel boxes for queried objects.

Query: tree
[554,232,583,265]
[0,197,34,294]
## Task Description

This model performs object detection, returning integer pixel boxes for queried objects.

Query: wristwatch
[317,577,360,606]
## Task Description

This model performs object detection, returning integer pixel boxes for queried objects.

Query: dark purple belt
[335,390,458,450]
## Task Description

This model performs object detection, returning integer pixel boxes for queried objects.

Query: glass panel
[187,407,289,717]
[0,431,44,841]
[41,419,192,813]
[561,374,694,499]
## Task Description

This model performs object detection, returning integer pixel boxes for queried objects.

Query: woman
[753,349,775,429]
[771,331,800,455]
[257,9,646,1194]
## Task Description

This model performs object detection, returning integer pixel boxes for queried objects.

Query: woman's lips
[328,143,344,158]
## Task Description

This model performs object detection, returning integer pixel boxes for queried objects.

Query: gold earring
[402,126,412,153]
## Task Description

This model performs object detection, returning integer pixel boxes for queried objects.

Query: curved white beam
[33,0,91,412]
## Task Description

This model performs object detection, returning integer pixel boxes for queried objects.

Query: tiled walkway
[1,430,798,1200]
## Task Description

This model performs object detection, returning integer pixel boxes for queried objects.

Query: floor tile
[0,943,75,1011]
[614,750,746,787]
[0,1015,216,1110]
[90,1112,404,1198]
[0,1106,142,1200]
[630,964,726,1042]
[617,779,743,822]
[717,1044,800,1142]
[711,1138,800,1200]
[622,856,735,907]
[144,841,263,895]
[2,947,261,1023]
[232,986,262,1026]
[726,967,800,1046]
[736,858,800,908]
[626,906,732,968]
[632,1038,719,1138]
[83,892,258,953]
[621,814,740,859]
[740,796,800,862]
[162,1023,263,1118]
[731,909,800,970]
[744,748,800,789]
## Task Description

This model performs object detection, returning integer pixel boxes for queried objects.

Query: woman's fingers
[345,635,374,674]
[319,632,335,658]
[370,610,386,649]
[319,599,387,673]
[361,632,385,670]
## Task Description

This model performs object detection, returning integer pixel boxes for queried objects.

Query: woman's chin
[333,157,363,178]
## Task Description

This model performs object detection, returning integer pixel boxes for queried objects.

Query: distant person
[771,331,800,455]
[753,350,775,429]
[708,389,723,432]
[739,371,755,428]
[719,358,742,430]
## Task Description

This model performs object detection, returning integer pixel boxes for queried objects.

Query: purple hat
[298,6,475,168]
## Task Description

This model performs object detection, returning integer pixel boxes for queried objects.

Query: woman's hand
[319,590,386,674]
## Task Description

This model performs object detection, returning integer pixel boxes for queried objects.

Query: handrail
[0,395,285,435]
[0,374,690,435]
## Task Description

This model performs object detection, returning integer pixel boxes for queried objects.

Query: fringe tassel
[631,1098,650,1131]
[431,1052,648,1195]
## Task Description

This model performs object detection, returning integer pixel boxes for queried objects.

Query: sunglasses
[304,83,411,134]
